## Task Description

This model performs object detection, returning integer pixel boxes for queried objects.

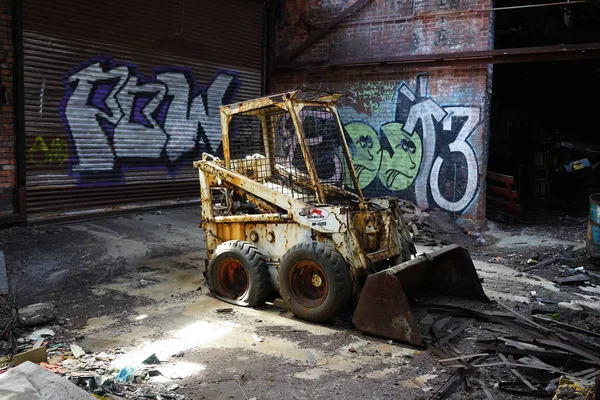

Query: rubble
[0,361,95,399]
[18,302,56,327]
[27,328,55,341]
[3,205,600,399]
[399,200,480,248]
[70,344,86,359]
[417,300,600,398]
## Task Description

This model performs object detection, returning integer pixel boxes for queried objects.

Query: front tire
[279,241,352,323]
[207,240,271,307]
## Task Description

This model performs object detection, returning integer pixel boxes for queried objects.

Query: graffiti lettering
[338,73,482,215]
[61,56,240,182]
[28,136,69,164]
[430,107,479,211]
[46,138,69,164]
[403,99,447,209]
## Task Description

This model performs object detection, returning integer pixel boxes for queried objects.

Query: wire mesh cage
[225,98,357,206]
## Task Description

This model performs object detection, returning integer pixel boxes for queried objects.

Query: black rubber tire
[208,240,271,307]
[279,241,352,323]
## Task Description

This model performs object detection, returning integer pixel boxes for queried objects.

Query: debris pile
[0,324,188,399]
[399,200,482,247]
[0,294,19,356]
[417,301,600,399]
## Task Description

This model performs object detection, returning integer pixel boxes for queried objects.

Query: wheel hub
[217,257,248,300]
[311,274,323,287]
[289,261,328,308]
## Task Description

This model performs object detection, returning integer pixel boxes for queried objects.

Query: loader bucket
[352,244,489,346]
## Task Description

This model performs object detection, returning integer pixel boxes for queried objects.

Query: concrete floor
[1,208,599,399]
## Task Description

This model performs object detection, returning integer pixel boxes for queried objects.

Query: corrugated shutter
[22,0,263,220]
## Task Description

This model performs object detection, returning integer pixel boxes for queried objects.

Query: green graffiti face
[378,122,422,191]
[344,122,382,189]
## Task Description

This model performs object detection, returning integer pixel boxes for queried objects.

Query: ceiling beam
[275,42,600,70]
[586,0,600,8]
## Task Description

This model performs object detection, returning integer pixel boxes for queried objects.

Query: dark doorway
[489,59,600,213]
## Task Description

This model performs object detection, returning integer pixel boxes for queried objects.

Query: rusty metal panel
[22,0,264,220]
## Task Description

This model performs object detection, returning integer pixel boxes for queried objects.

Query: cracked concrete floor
[2,208,598,399]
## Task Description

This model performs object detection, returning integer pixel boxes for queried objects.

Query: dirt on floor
[0,208,599,399]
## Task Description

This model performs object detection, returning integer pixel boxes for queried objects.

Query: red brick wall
[276,0,492,64]
[0,0,16,216]
[272,0,493,226]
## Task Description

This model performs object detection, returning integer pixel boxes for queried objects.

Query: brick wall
[0,0,16,217]
[277,0,492,64]
[272,0,493,226]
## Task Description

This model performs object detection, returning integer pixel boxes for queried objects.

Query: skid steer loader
[193,89,488,346]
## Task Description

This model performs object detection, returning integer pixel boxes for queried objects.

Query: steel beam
[276,42,600,70]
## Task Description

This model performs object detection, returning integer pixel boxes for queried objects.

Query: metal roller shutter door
[22,0,263,220]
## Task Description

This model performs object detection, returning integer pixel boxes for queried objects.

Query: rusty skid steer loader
[193,89,488,346]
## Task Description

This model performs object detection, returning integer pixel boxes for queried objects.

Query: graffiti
[348,82,397,116]
[339,73,481,214]
[28,136,69,164]
[274,108,343,184]
[46,138,69,164]
[379,122,423,191]
[60,56,240,182]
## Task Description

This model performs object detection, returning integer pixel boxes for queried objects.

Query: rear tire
[208,240,271,307]
[279,241,352,323]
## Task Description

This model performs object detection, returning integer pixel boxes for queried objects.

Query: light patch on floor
[367,367,400,379]
[401,373,438,390]
[485,222,575,248]
[80,316,117,332]
[293,368,328,380]
[475,259,600,309]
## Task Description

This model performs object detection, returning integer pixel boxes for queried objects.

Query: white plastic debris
[557,301,584,312]
[95,352,111,361]
[530,291,537,298]
[27,328,55,341]
[70,344,86,358]
[251,334,264,343]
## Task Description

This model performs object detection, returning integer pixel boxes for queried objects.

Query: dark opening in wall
[489,59,600,214]
[494,0,600,49]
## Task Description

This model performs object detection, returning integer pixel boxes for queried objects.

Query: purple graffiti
[60,56,240,184]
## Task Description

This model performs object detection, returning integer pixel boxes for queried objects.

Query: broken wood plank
[428,304,549,339]
[479,375,496,400]
[439,318,476,345]
[464,361,559,371]
[429,369,463,400]
[537,340,600,365]
[522,256,560,272]
[549,368,599,385]
[532,315,600,338]
[12,347,47,366]
[476,340,585,363]
[558,274,591,284]
[496,301,550,333]
[498,353,537,391]
[438,353,489,363]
